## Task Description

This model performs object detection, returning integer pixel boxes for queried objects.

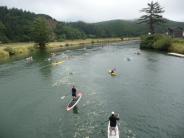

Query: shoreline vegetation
[0,37,139,63]
[140,34,184,55]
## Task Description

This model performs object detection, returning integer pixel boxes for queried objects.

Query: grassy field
[1,38,137,62]
[0,42,36,60]
[169,39,184,54]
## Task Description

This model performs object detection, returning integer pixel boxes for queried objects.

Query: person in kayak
[111,70,114,74]
[71,85,77,100]
[111,68,116,74]
[109,111,119,136]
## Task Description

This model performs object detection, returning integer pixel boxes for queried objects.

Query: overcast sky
[0,0,183,22]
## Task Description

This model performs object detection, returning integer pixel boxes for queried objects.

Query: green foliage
[55,23,86,40]
[153,35,171,50]
[69,20,149,38]
[140,34,172,51]
[62,26,86,40]
[32,17,50,48]
[0,21,9,43]
[140,35,155,49]
[0,6,35,42]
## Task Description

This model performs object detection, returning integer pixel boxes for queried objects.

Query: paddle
[61,85,73,100]
[61,94,70,100]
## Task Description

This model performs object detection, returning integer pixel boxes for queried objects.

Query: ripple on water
[52,76,74,87]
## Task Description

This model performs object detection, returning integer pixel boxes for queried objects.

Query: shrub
[140,34,172,51]
[65,43,69,47]
[4,47,16,56]
[153,36,171,51]
[140,35,155,49]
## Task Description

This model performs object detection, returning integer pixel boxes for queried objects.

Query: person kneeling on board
[71,85,77,100]
[109,111,119,136]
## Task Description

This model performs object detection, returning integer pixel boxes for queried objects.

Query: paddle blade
[61,96,66,99]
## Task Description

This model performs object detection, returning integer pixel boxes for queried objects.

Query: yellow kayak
[52,61,64,65]
[108,70,118,76]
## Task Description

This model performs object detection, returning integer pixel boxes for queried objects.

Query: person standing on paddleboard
[71,86,77,100]
[109,111,119,136]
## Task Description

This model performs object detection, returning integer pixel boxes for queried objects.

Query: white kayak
[168,52,184,58]
[108,121,119,138]
[52,61,64,65]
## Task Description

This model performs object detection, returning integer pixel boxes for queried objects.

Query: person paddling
[111,68,116,74]
[71,85,77,100]
[109,111,120,136]
[111,70,114,74]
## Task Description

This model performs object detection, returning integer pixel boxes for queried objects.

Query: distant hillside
[69,19,184,37]
[0,6,184,43]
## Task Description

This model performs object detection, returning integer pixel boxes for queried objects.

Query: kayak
[66,92,82,111]
[52,61,64,65]
[107,121,119,138]
[108,70,117,76]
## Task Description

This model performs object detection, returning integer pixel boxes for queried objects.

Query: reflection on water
[73,106,79,114]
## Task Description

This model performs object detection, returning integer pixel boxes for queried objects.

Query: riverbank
[140,34,184,55]
[0,37,140,62]
[169,39,184,54]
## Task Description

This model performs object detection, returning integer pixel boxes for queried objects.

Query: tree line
[0,4,184,45]
[0,6,145,44]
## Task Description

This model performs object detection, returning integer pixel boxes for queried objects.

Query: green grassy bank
[140,34,184,54]
[0,37,139,62]
[169,39,184,54]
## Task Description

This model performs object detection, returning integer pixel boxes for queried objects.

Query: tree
[32,17,50,48]
[55,23,86,40]
[0,21,8,43]
[139,1,165,34]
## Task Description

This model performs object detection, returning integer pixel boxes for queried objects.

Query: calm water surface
[0,42,184,138]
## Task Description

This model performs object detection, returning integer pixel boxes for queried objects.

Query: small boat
[107,121,119,138]
[108,70,117,76]
[168,52,184,58]
[52,61,64,65]
[66,92,82,111]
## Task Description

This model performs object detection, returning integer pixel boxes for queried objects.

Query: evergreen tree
[0,21,8,43]
[139,1,165,34]
[32,17,50,48]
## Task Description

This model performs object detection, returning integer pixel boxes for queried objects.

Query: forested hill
[0,6,184,43]
[0,6,57,42]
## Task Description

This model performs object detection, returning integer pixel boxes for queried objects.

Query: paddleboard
[52,61,64,65]
[66,92,82,111]
[108,121,119,138]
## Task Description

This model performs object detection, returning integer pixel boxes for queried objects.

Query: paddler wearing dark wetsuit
[71,86,77,100]
[111,68,116,74]
[109,111,120,136]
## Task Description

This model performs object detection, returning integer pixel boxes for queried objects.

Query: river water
[0,42,184,138]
